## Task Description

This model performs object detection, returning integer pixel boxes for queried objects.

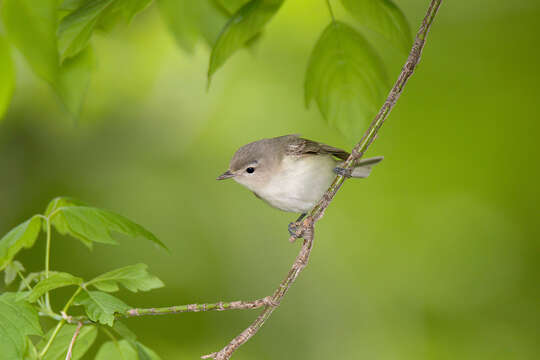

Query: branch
[125,297,275,317]
[203,1,443,359]
[65,322,83,360]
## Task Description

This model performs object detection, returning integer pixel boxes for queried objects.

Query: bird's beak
[216,170,235,180]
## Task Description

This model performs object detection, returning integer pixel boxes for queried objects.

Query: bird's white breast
[256,155,337,213]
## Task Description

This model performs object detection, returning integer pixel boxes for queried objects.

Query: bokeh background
[1,0,539,359]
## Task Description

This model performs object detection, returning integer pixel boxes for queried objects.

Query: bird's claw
[333,167,352,178]
[288,222,303,242]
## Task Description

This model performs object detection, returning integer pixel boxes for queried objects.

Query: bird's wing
[285,136,350,160]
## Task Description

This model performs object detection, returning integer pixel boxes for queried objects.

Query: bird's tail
[348,156,384,178]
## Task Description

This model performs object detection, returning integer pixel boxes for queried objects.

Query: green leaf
[0,293,43,359]
[96,339,137,360]
[37,325,97,360]
[305,21,388,140]
[112,321,137,340]
[158,0,228,52]
[136,341,162,360]
[23,338,38,360]
[0,216,41,271]
[87,263,164,293]
[2,0,59,84]
[2,0,94,117]
[58,0,113,62]
[55,46,95,116]
[74,290,130,326]
[4,260,25,286]
[216,0,251,14]
[24,272,82,303]
[0,35,15,121]
[341,0,411,53]
[53,206,167,250]
[44,196,89,218]
[208,0,284,82]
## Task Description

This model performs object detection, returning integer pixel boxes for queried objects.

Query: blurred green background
[1,0,539,359]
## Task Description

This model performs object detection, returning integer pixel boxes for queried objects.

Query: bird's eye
[246,167,255,174]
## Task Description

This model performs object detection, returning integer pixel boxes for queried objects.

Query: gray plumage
[218,135,383,213]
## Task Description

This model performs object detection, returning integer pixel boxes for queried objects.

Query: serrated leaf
[24,272,82,303]
[37,325,97,360]
[58,0,112,62]
[158,0,228,52]
[74,290,130,326]
[0,293,43,359]
[341,0,411,53]
[87,263,164,293]
[52,206,167,250]
[208,0,284,82]
[305,21,388,140]
[4,260,25,286]
[0,35,15,121]
[96,339,137,360]
[0,216,41,271]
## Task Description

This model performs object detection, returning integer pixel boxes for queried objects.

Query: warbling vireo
[217,135,383,233]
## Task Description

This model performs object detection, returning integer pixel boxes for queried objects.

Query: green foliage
[95,338,161,360]
[1,0,94,117]
[0,35,14,121]
[0,293,43,359]
[0,0,412,138]
[74,290,130,326]
[216,0,251,14]
[53,205,168,249]
[87,263,164,292]
[157,0,227,52]
[0,216,41,271]
[4,260,24,286]
[341,0,411,53]
[305,21,388,139]
[24,272,83,303]
[96,339,139,359]
[0,197,167,359]
[208,0,284,82]
[37,325,97,360]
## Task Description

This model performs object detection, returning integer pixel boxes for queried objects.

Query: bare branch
[203,1,443,359]
[125,297,276,317]
[65,322,83,360]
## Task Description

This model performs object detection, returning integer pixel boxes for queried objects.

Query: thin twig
[202,1,443,359]
[125,297,276,317]
[65,322,83,360]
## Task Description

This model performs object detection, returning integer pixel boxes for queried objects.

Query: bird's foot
[333,167,352,178]
[288,213,307,242]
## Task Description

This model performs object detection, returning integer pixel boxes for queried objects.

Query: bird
[217,135,383,234]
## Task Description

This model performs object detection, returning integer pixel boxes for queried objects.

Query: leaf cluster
[0,0,410,140]
[0,197,167,359]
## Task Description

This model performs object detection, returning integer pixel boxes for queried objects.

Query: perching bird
[217,135,383,233]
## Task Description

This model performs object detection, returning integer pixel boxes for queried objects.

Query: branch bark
[203,1,443,359]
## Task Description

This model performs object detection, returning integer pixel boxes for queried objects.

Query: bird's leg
[288,213,306,241]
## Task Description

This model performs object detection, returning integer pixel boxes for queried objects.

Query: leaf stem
[44,217,52,310]
[18,270,45,308]
[326,0,335,21]
[39,287,82,359]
